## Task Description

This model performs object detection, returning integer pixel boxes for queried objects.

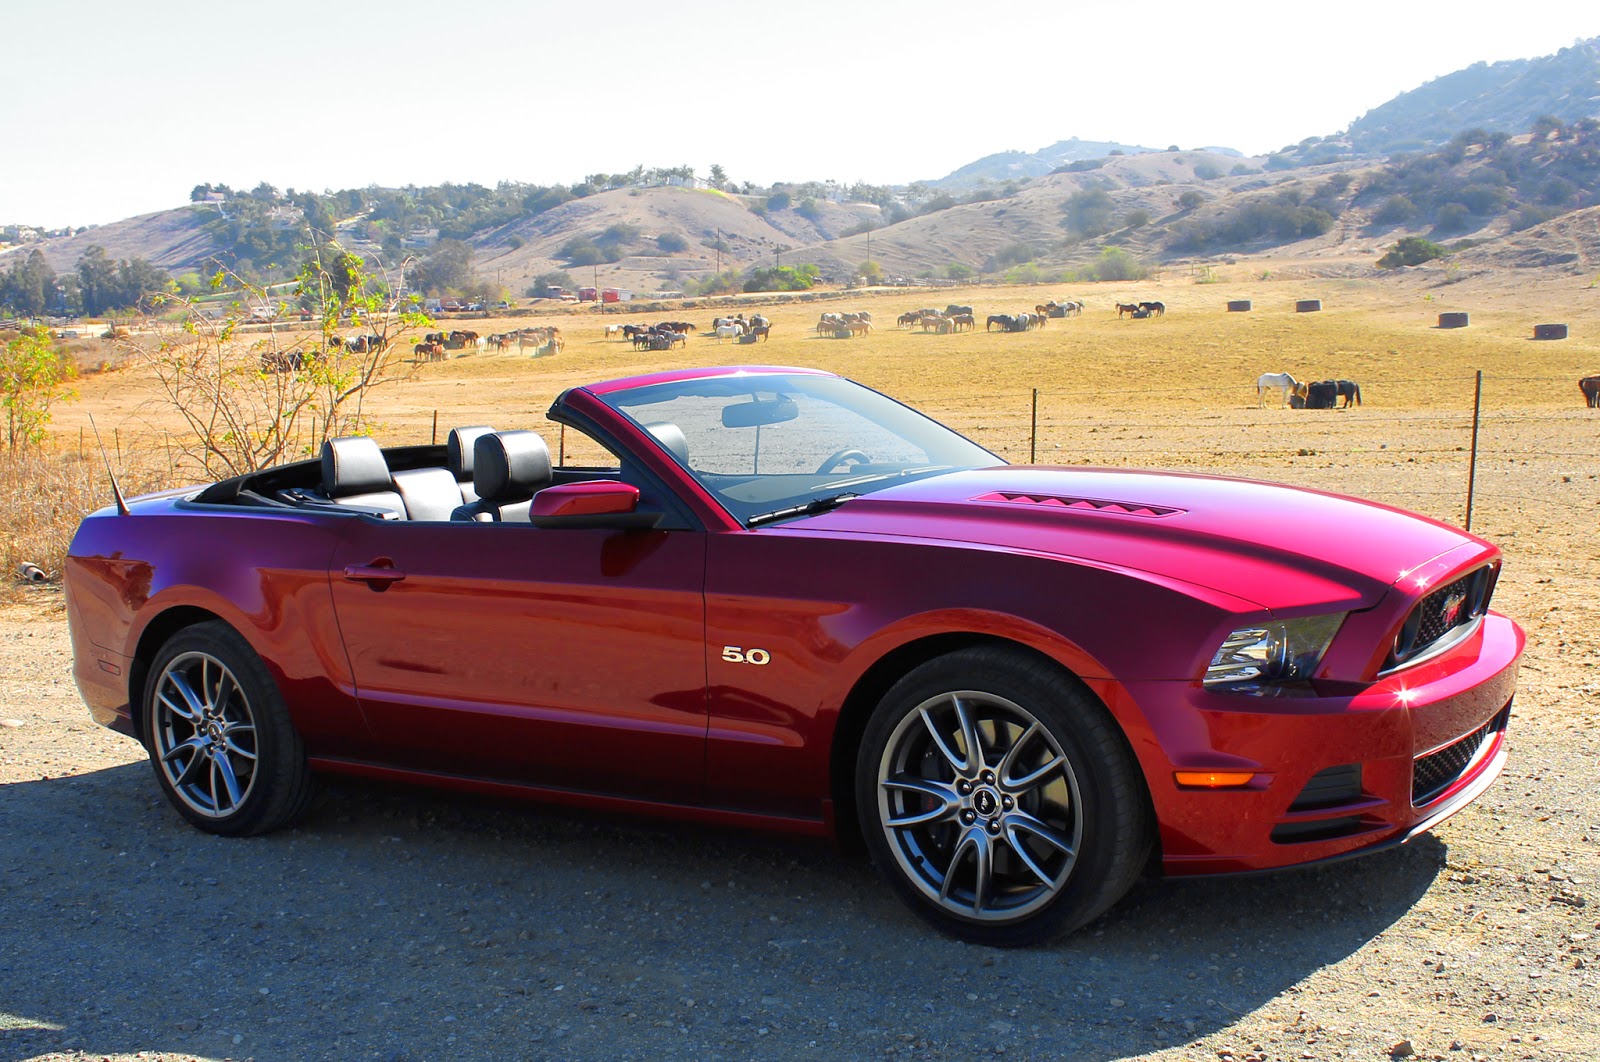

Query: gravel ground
[1,576,1595,1062]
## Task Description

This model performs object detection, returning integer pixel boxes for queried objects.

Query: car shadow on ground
[0,764,1445,1061]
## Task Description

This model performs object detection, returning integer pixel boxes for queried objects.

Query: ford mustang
[65,366,1524,944]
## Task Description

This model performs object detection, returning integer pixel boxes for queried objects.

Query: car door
[327,516,708,804]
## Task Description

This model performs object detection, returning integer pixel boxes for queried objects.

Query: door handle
[343,564,407,587]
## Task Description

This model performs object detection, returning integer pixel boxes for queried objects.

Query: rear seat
[390,467,463,521]
[321,437,406,519]
[447,425,495,504]
[451,430,552,523]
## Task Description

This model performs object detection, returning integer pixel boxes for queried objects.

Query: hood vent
[972,491,1184,519]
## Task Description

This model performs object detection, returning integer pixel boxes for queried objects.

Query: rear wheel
[856,646,1151,945]
[142,621,314,836]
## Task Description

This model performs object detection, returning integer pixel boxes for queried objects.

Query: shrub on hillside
[1377,236,1448,269]
[656,233,689,253]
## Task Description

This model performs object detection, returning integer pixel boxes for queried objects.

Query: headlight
[1204,613,1346,691]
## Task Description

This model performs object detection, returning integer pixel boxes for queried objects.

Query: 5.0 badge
[721,646,771,665]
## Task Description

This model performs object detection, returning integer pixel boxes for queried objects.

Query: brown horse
[1115,302,1140,317]
[1581,375,1600,408]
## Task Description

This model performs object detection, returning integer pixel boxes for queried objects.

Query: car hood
[790,467,1485,612]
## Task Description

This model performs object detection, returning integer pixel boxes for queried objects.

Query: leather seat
[320,436,406,519]
[391,467,465,521]
[450,430,552,522]
[447,424,495,503]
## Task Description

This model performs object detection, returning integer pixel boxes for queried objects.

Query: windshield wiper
[746,493,859,528]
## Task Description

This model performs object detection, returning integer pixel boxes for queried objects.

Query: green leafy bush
[1377,236,1448,268]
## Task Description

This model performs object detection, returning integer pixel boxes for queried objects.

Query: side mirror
[529,481,661,529]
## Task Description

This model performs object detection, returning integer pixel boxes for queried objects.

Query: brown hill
[468,187,881,294]
[13,206,226,274]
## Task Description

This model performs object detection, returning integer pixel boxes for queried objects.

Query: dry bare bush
[0,443,167,597]
[118,252,428,479]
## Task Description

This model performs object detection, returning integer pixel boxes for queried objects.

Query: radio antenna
[87,415,130,516]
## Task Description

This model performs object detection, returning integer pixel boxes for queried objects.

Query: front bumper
[1117,611,1523,876]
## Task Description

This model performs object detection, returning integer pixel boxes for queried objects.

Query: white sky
[2,0,1595,228]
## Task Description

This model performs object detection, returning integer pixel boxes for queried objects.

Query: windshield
[596,373,1001,525]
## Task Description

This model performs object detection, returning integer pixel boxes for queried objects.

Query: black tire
[855,646,1152,945]
[141,621,315,836]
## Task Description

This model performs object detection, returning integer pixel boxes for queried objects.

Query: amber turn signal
[1173,770,1257,788]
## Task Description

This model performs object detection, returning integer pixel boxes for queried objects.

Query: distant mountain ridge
[1344,35,1600,154]
[929,138,1243,189]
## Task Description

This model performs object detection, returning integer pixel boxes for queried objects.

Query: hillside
[14,206,225,275]
[1343,35,1600,155]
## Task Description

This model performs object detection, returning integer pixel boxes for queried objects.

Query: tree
[1,250,55,317]
[857,260,884,285]
[135,252,425,477]
[656,233,689,253]
[1062,189,1115,238]
[1178,190,1205,210]
[410,239,475,293]
[1377,236,1448,269]
[1,330,76,449]
[766,190,792,211]
[1122,209,1152,229]
[944,262,975,281]
[708,164,728,190]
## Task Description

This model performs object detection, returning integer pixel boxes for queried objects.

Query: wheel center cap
[973,788,999,816]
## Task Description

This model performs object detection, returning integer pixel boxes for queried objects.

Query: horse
[1256,372,1299,407]
[849,319,873,337]
[1115,303,1141,317]
[715,322,745,341]
[604,324,624,339]
[1581,375,1600,408]
[951,313,975,332]
[749,325,771,342]
[1300,380,1337,410]
[1139,301,1165,316]
[414,341,446,363]
[987,314,1014,332]
[897,311,923,328]
[1335,379,1362,408]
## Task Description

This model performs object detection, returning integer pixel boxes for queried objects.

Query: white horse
[1256,371,1299,407]
[715,322,745,341]
[604,324,624,339]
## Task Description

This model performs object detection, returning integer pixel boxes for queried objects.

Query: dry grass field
[36,266,1600,717]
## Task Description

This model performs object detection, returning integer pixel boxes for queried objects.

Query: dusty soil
[2,268,1597,1061]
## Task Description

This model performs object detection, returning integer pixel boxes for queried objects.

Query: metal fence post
[1465,370,1482,531]
[1030,389,1038,464]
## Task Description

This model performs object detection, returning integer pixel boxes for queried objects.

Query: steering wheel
[816,448,869,474]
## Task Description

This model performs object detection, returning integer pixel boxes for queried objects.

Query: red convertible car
[65,366,1524,944]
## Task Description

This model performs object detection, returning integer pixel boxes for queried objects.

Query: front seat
[320,436,406,519]
[447,424,496,503]
[450,430,552,522]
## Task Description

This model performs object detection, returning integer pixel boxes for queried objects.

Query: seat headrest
[645,421,688,463]
[473,430,552,502]
[447,425,495,482]
[321,436,392,497]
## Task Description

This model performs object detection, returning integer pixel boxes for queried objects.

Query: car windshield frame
[593,372,1002,526]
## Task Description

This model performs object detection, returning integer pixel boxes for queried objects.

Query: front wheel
[855,646,1151,945]
[142,621,315,836]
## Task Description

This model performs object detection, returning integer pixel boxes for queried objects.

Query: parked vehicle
[63,366,1523,943]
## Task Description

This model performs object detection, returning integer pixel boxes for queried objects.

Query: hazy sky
[3,1,1595,228]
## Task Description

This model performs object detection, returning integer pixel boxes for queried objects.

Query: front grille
[1388,566,1497,671]
[1412,707,1508,806]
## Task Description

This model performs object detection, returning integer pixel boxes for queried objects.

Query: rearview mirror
[722,396,798,428]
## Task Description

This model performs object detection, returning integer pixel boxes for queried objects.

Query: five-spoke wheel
[151,648,259,820]
[857,647,1151,944]
[142,622,315,836]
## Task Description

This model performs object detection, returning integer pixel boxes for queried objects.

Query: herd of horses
[1256,372,1362,409]
[260,332,390,373]
[414,327,563,362]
